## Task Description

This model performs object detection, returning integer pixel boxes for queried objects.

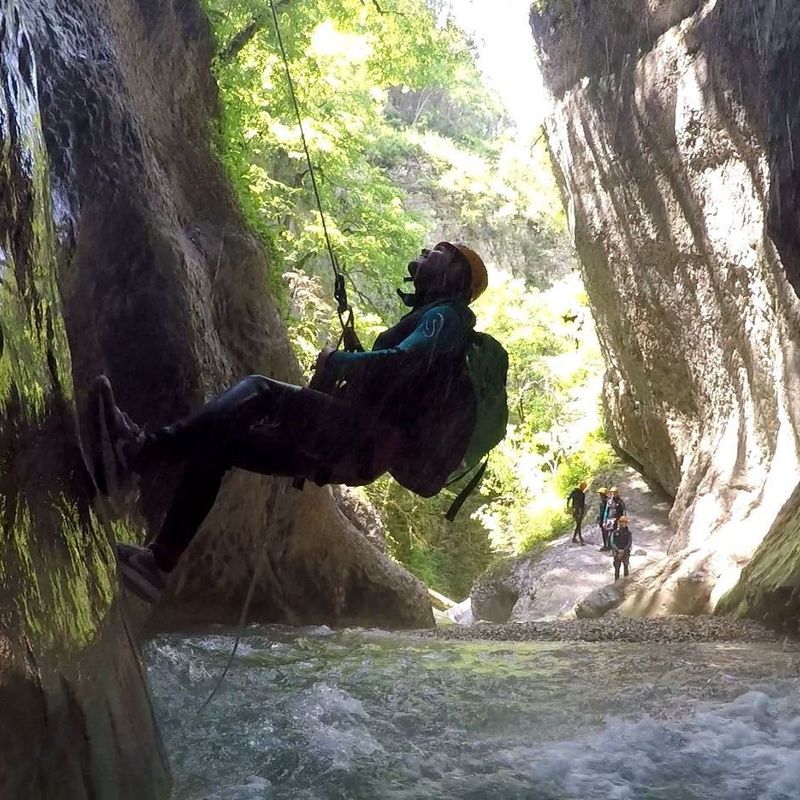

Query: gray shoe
[89,375,145,496]
[116,543,168,604]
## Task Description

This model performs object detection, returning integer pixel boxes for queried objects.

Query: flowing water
[147,626,800,800]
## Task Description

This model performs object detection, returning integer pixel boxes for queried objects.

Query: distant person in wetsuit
[567,481,587,545]
[596,487,610,550]
[611,516,632,580]
[605,486,626,534]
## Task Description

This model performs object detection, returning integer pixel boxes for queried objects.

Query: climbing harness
[268,0,360,354]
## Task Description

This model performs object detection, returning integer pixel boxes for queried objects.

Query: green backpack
[445,330,509,520]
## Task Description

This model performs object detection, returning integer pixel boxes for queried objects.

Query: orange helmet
[437,241,488,302]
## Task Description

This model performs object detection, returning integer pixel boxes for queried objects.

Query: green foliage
[402,127,569,286]
[202,0,484,311]
[361,478,493,599]
[517,430,620,553]
[554,429,619,499]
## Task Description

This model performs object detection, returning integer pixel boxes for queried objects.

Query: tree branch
[219,0,292,63]
[220,19,262,62]
[345,272,381,311]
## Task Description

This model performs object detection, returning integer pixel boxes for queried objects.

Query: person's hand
[314,346,335,376]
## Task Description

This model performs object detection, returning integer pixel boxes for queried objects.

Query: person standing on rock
[88,242,503,603]
[596,487,610,550]
[567,481,587,545]
[606,486,626,530]
[611,515,632,580]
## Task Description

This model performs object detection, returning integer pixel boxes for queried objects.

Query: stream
[147,626,800,799]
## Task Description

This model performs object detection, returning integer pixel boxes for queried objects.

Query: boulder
[470,558,531,623]
[471,580,520,623]
[574,557,711,619]
[575,583,626,619]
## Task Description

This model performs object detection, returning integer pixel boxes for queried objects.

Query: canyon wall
[1,1,169,795]
[531,0,800,625]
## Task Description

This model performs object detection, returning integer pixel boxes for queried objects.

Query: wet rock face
[531,0,702,98]
[718,481,800,635]
[532,0,800,621]
[0,2,168,797]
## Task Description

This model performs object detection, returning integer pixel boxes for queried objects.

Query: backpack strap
[445,457,488,522]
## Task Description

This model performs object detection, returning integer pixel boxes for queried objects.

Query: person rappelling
[90,242,508,602]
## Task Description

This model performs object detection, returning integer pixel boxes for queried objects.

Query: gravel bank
[419,616,790,644]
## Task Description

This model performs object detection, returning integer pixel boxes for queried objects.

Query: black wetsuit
[567,487,586,543]
[611,526,632,580]
[145,301,476,571]
[597,493,609,548]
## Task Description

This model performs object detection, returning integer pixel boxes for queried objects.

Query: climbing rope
[199,480,288,712]
[268,0,358,350]
[199,7,363,711]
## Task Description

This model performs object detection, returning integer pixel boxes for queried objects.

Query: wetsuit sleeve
[323,304,467,378]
